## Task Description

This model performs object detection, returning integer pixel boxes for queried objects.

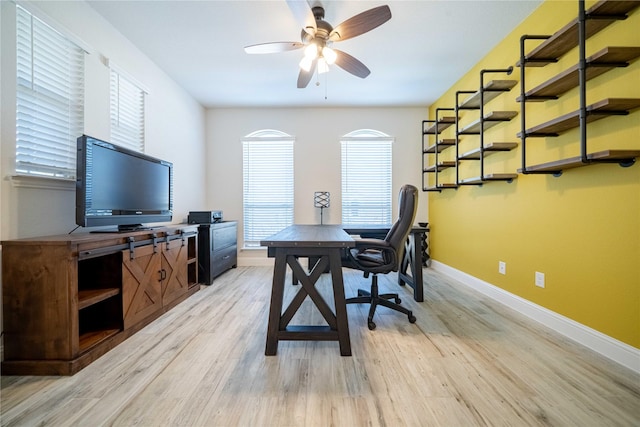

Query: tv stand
[118,224,146,232]
[1,225,199,375]
[90,224,152,233]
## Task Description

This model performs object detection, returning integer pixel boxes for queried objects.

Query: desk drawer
[212,225,237,251]
[211,245,237,279]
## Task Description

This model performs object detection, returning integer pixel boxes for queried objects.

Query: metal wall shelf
[518,0,640,175]
[518,47,640,101]
[517,0,639,66]
[422,108,459,192]
[454,67,518,185]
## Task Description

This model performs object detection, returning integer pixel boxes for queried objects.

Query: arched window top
[244,129,294,141]
[342,129,392,141]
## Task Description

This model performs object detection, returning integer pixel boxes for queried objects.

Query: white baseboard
[431,261,640,374]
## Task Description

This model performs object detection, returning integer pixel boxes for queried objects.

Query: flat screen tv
[76,135,173,232]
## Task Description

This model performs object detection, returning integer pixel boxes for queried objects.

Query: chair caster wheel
[368,321,376,330]
[408,313,416,323]
[396,297,402,304]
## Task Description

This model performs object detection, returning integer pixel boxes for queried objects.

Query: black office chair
[343,184,419,330]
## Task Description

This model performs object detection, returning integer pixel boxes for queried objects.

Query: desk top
[260,225,355,249]
[342,224,428,234]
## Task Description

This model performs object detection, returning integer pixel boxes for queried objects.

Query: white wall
[0,0,207,240]
[0,1,207,340]
[206,107,428,265]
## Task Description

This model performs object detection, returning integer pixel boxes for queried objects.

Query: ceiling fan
[244,1,392,88]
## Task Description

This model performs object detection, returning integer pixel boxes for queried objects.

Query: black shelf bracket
[518,34,554,175]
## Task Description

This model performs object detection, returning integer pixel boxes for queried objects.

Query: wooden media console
[1,225,199,375]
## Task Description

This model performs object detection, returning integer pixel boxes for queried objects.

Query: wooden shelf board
[424,183,457,191]
[423,161,457,173]
[459,111,518,134]
[483,173,518,181]
[519,98,640,137]
[458,177,484,185]
[78,288,121,310]
[460,80,517,109]
[424,139,456,153]
[518,150,640,173]
[521,0,640,67]
[423,117,457,134]
[459,142,518,160]
[519,47,640,101]
[459,174,518,185]
[79,328,121,353]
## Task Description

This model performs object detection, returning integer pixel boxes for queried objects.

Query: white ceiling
[87,0,542,108]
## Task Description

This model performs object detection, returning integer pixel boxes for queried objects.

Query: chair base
[346,275,416,330]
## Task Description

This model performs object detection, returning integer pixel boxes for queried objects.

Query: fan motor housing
[301,6,333,43]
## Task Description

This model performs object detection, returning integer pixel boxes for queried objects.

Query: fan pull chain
[324,71,328,100]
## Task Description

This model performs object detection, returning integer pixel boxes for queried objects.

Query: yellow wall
[428,0,640,348]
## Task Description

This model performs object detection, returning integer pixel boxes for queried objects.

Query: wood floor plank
[2,266,639,426]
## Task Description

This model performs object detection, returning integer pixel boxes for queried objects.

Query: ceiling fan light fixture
[245,3,392,88]
[304,43,319,59]
[322,46,337,65]
[299,56,313,72]
[317,57,329,74]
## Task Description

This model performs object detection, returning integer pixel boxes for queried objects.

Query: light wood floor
[1,266,639,426]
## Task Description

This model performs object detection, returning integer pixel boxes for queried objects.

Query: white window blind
[341,131,393,225]
[242,131,294,248]
[15,5,84,179]
[110,68,145,151]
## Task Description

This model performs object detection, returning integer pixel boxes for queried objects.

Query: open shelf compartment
[519,47,640,101]
[459,142,519,160]
[424,139,456,154]
[423,161,457,173]
[519,98,640,137]
[459,111,518,135]
[458,173,518,185]
[460,80,518,109]
[519,149,640,174]
[519,0,639,66]
[423,117,457,134]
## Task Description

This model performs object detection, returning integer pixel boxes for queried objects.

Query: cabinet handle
[159,269,167,282]
[222,255,230,260]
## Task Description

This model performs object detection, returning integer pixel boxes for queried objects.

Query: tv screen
[76,135,173,231]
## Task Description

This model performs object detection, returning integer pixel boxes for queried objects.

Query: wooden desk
[342,225,428,302]
[261,225,355,356]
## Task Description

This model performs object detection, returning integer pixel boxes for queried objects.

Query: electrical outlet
[499,261,506,275]
[535,271,545,288]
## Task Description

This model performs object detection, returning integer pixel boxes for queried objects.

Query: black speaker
[188,210,222,224]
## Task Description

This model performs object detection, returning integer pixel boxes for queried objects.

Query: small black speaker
[188,210,222,224]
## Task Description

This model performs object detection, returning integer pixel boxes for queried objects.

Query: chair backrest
[384,184,418,269]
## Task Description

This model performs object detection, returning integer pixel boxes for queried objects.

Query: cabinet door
[122,245,163,329]
[161,239,189,306]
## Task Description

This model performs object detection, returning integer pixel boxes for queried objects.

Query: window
[242,130,294,248]
[341,130,393,224]
[15,5,84,179]
[110,67,146,151]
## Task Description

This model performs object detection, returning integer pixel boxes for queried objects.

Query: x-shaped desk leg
[265,248,351,356]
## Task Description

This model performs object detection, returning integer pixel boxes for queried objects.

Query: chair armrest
[347,238,398,271]
[353,239,392,251]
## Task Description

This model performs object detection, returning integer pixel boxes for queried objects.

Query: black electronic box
[188,210,223,224]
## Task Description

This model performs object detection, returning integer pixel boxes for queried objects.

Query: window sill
[9,175,75,191]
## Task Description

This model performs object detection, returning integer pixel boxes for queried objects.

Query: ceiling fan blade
[297,59,317,88]
[333,49,370,79]
[329,5,392,42]
[244,42,305,54]
[286,0,317,36]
